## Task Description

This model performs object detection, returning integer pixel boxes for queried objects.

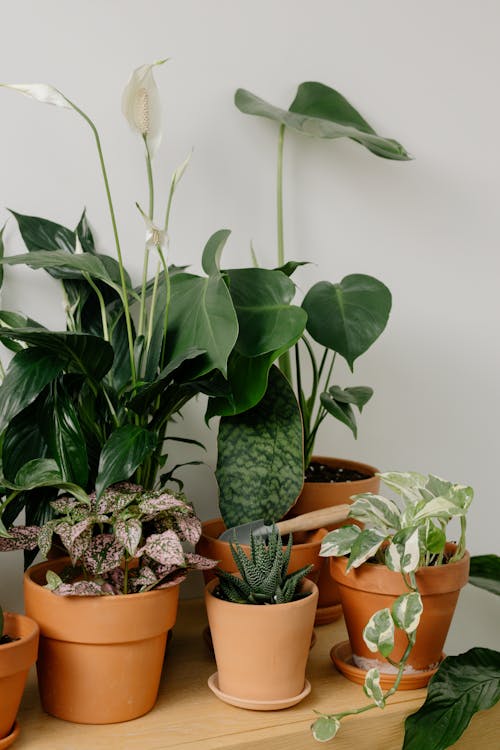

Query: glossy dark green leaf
[0,348,65,432]
[201,229,231,276]
[0,328,114,381]
[0,222,5,289]
[235,85,411,160]
[144,274,167,381]
[302,275,392,369]
[129,347,205,413]
[76,209,96,254]
[327,385,373,411]
[226,268,306,357]
[216,366,303,527]
[94,426,158,499]
[10,210,76,254]
[41,381,88,487]
[469,555,500,596]
[403,648,500,750]
[4,458,89,503]
[320,391,357,437]
[2,398,48,482]
[274,260,310,277]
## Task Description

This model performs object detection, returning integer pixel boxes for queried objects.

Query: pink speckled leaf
[83,534,123,575]
[156,570,187,589]
[175,512,202,544]
[114,518,142,556]
[184,552,218,570]
[52,580,106,596]
[138,492,185,518]
[141,529,185,567]
[0,525,39,551]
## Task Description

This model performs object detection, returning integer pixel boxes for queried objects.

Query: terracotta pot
[205,578,318,704]
[289,456,380,624]
[0,613,39,740]
[330,545,470,672]
[24,558,180,724]
[196,518,326,585]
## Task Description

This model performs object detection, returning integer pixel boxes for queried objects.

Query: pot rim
[201,518,325,551]
[205,576,318,610]
[0,611,39,652]
[307,455,379,479]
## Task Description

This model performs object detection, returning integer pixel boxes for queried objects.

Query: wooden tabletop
[16,597,500,750]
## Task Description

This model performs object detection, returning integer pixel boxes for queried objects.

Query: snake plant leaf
[41,381,89,487]
[2,399,48,482]
[311,716,341,742]
[216,365,303,528]
[363,607,395,657]
[468,555,500,596]
[94,426,158,500]
[302,275,392,370]
[391,592,423,634]
[363,668,385,708]
[235,84,411,160]
[403,648,500,750]
[0,348,65,432]
[76,209,96,254]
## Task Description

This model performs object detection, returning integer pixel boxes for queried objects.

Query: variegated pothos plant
[311,471,473,743]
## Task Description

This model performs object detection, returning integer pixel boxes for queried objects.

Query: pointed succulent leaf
[311,716,341,742]
[391,592,423,635]
[141,529,185,567]
[320,525,361,557]
[363,608,395,657]
[346,528,387,571]
[363,668,386,708]
[385,527,420,573]
[349,493,401,531]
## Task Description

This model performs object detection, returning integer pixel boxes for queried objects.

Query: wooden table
[16,597,500,749]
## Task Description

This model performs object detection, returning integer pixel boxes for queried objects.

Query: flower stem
[83,273,109,341]
[276,123,292,382]
[138,135,155,338]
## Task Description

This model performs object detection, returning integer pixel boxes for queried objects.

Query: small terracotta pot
[24,558,180,724]
[330,545,470,672]
[289,456,380,623]
[195,518,326,585]
[205,578,318,703]
[0,613,39,740]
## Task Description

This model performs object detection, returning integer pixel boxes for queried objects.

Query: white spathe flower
[122,60,168,157]
[0,83,72,109]
[136,203,167,251]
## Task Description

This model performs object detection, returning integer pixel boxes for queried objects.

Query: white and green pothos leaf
[320,524,361,557]
[363,607,395,657]
[377,471,427,505]
[385,527,420,573]
[412,497,467,524]
[345,528,387,571]
[311,716,341,742]
[391,592,423,634]
[363,668,386,708]
[349,492,401,531]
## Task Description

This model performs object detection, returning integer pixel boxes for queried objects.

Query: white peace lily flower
[122,59,168,157]
[136,203,167,251]
[0,83,71,109]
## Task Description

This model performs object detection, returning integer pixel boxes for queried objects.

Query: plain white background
[0,0,498,652]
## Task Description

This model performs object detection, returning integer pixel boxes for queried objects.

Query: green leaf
[385,527,420,573]
[41,381,88,487]
[2,398,48,482]
[349,493,401,531]
[302,275,392,369]
[328,385,373,411]
[275,260,309,277]
[311,716,340,742]
[320,524,361,557]
[0,222,6,289]
[363,608,395,657]
[95,426,158,499]
[144,274,167,381]
[469,555,500,596]
[10,210,76,256]
[363,668,385,708]
[201,229,231,276]
[412,497,467,523]
[379,472,428,505]
[128,347,205,414]
[346,528,387,571]
[235,84,411,160]
[403,648,500,750]
[4,457,89,503]
[425,523,446,555]
[319,391,358,436]
[216,366,303,527]
[0,348,65,432]
[391,592,423,634]
[76,209,96,254]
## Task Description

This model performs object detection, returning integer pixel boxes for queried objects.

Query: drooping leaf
[319,391,358,436]
[94,426,158,499]
[385,527,420,573]
[412,497,467,524]
[320,525,361,558]
[0,222,5,289]
[311,716,340,742]
[403,648,500,750]
[363,608,395,657]
[349,493,401,531]
[302,275,392,369]
[216,366,303,528]
[201,228,231,276]
[327,385,373,411]
[128,346,205,413]
[379,471,428,505]
[346,528,387,571]
[469,555,500,596]
[274,260,310,277]
[3,457,89,503]
[363,668,385,708]
[391,592,423,634]
[41,381,88,487]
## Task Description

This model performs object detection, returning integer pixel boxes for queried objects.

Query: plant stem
[83,273,109,341]
[123,558,129,595]
[138,135,155,338]
[276,123,291,382]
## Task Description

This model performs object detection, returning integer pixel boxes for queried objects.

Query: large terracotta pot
[0,612,39,741]
[196,518,326,585]
[24,558,180,724]
[330,545,470,673]
[205,578,318,705]
[290,456,380,624]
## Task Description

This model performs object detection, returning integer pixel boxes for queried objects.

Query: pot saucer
[203,626,316,656]
[208,673,311,710]
[330,641,442,690]
[0,722,20,749]
[314,602,342,626]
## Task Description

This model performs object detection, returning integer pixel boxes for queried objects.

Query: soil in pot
[0,613,39,740]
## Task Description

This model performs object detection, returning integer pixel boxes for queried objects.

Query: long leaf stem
[276,123,291,382]
[83,273,109,341]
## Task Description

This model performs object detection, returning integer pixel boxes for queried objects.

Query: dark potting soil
[0,634,18,645]
[305,461,371,484]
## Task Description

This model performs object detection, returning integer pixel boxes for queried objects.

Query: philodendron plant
[0,482,216,595]
[311,471,473,743]
[0,62,306,551]
[212,82,410,517]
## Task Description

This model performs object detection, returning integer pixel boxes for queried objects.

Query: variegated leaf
[363,608,395,657]
[45,570,63,591]
[50,496,79,514]
[138,491,185,517]
[363,668,385,708]
[92,482,142,514]
[175,511,202,544]
[184,552,218,570]
[320,524,361,557]
[346,528,387,571]
[0,525,39,550]
[83,534,123,575]
[349,493,401,531]
[102,567,125,594]
[37,521,58,557]
[140,529,185,567]
[156,569,187,589]
[131,565,158,592]
[69,527,92,564]
[378,472,427,504]
[115,518,142,556]
[52,580,106,596]
[413,497,466,523]
[385,527,420,573]
[391,592,423,634]
[311,716,341,742]
[426,475,473,510]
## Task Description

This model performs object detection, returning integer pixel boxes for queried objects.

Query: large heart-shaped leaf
[302,275,392,369]
[469,555,500,596]
[235,84,411,160]
[216,365,303,528]
[41,381,89,487]
[403,648,500,750]
[94,426,158,499]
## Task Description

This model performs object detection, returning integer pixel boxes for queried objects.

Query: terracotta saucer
[330,641,442,690]
[203,626,316,656]
[314,602,343,626]
[208,673,311,710]
[0,722,20,749]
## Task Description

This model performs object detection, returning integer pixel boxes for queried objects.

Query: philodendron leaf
[319,391,358,437]
[311,716,340,742]
[302,275,392,369]
[391,592,423,634]
[385,527,420,573]
[363,668,385,708]
[320,524,361,557]
[469,555,500,596]
[216,365,303,528]
[201,228,231,276]
[235,84,411,160]
[327,385,373,410]
[345,528,387,571]
[349,493,401,531]
[94,426,158,500]
[403,648,500,750]
[363,608,395,657]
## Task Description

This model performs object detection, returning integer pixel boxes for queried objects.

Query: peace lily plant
[0,62,306,547]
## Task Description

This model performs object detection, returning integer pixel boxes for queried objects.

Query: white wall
[0,0,498,649]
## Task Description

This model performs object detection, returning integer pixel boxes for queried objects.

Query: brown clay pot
[24,558,180,724]
[289,456,380,624]
[330,545,470,672]
[196,518,326,585]
[0,613,39,740]
[205,578,318,703]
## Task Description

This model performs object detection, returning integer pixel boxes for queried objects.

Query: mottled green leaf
[363,668,385,708]
[469,555,500,596]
